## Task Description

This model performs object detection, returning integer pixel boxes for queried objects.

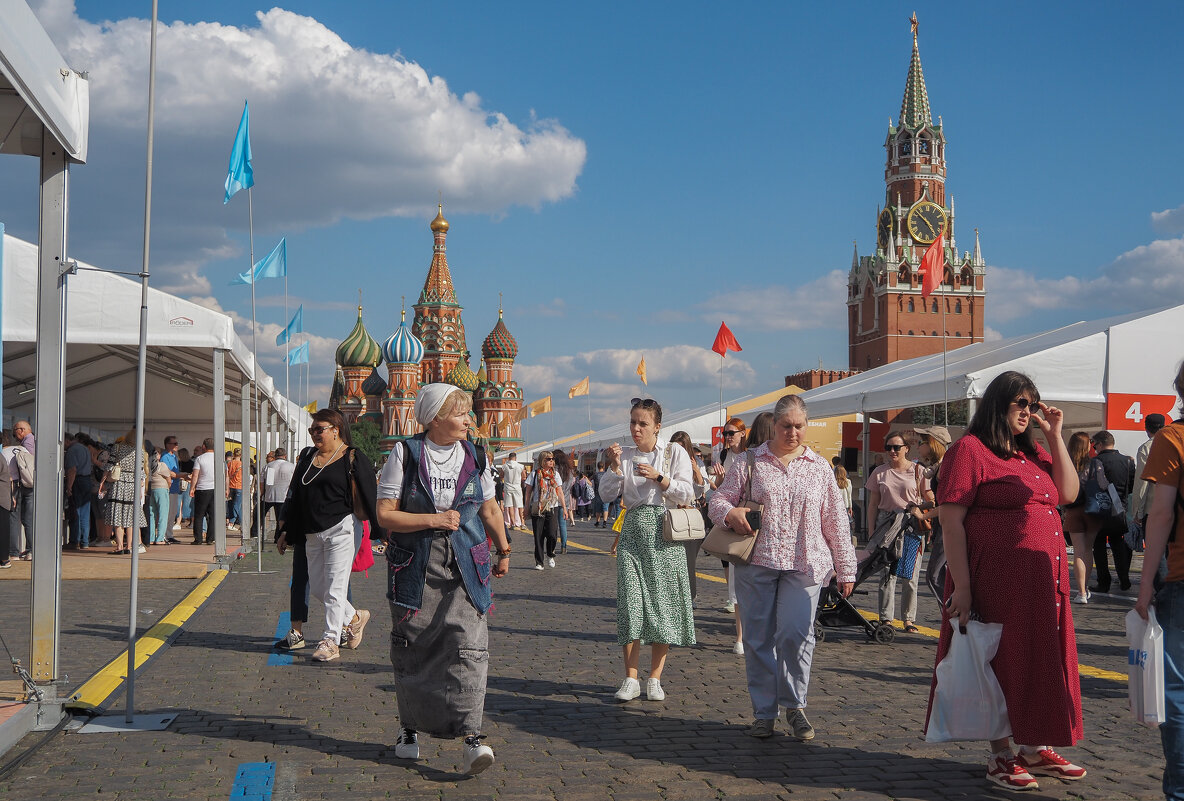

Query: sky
[4,1,1184,442]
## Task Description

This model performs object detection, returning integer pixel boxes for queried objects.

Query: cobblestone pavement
[0,521,1164,800]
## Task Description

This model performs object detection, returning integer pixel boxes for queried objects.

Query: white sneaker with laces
[614,677,641,701]
[534,564,544,571]
[1073,589,1090,604]
[137,545,146,554]
[462,735,495,775]
[645,678,665,701]
[394,728,419,760]
[548,557,556,568]
[733,641,745,655]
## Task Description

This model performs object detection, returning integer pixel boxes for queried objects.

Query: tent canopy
[2,233,309,446]
[0,0,89,162]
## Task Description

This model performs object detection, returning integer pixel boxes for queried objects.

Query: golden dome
[430,203,450,233]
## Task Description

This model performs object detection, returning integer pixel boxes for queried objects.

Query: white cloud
[984,326,1003,342]
[1152,204,1184,235]
[21,1,586,286]
[513,298,567,319]
[988,235,1184,324]
[696,270,849,331]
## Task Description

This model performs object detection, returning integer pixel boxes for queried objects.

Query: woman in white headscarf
[377,383,513,776]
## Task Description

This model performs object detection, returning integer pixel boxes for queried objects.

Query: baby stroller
[814,508,926,645]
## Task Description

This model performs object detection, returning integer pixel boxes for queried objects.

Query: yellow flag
[512,406,530,423]
[636,357,647,386]
[303,400,317,413]
[528,396,552,417]
[568,376,590,399]
[476,418,493,439]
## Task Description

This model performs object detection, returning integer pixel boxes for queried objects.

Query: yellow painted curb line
[67,568,230,712]
[855,609,1128,684]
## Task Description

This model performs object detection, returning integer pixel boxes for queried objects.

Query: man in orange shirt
[1135,361,1184,801]
[226,448,243,532]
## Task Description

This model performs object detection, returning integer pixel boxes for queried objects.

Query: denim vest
[386,435,493,615]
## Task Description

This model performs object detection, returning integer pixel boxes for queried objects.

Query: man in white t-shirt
[500,453,525,531]
[188,437,221,545]
[262,448,295,535]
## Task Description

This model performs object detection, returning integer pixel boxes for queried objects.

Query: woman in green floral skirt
[599,398,695,702]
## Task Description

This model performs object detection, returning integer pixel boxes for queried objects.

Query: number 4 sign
[1105,393,1178,431]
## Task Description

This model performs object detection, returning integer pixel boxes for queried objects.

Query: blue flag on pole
[277,304,303,346]
[224,101,254,204]
[230,238,286,285]
[286,341,309,366]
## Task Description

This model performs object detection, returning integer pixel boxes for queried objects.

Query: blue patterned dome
[382,310,425,365]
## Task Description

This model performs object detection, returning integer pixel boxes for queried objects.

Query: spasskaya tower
[848,15,986,371]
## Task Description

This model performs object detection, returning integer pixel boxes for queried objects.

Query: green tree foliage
[350,418,383,465]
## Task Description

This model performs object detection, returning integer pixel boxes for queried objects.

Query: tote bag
[925,620,1011,742]
[1126,608,1166,726]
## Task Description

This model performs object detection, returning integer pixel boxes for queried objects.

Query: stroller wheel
[814,624,825,643]
[873,624,895,645]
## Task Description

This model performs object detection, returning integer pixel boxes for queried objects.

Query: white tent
[2,233,311,450]
[748,304,1184,455]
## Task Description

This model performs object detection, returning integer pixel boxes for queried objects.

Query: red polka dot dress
[925,434,1083,746]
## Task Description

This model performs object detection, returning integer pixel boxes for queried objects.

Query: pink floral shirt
[709,443,856,584]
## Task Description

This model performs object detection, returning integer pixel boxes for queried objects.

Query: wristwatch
[656,474,665,485]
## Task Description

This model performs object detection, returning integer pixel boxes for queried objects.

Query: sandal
[903,623,920,633]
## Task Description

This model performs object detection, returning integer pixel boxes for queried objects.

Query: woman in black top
[277,409,379,663]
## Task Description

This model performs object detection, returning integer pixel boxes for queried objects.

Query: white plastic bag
[1126,608,1166,726]
[925,620,1011,742]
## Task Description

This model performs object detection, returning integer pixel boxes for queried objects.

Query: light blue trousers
[733,563,821,719]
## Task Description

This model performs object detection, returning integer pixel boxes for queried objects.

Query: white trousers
[305,514,358,644]
[733,563,821,719]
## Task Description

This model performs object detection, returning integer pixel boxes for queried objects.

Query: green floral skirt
[616,505,695,646]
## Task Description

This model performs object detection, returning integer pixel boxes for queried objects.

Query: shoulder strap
[399,440,416,501]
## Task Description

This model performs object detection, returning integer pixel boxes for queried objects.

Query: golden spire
[430,202,450,233]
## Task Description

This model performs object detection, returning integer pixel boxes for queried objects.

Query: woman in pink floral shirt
[709,395,856,741]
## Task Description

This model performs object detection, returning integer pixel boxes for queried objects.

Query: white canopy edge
[0,0,89,161]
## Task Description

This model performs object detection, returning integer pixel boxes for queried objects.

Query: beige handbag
[701,450,762,564]
[660,444,707,542]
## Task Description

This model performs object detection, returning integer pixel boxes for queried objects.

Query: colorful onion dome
[382,309,425,365]
[335,306,382,368]
[444,358,480,392]
[430,203,450,233]
[481,308,518,360]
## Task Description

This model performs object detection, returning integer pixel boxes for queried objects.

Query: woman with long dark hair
[1064,432,1093,603]
[927,370,1085,791]
[276,408,377,663]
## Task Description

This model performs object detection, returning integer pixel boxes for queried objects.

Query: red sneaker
[1016,748,1087,780]
[986,755,1040,791]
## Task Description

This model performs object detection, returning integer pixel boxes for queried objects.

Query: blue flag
[277,304,303,346]
[230,238,286,285]
[286,341,309,366]
[223,101,254,204]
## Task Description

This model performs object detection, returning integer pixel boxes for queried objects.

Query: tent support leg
[212,349,226,557]
[240,380,250,563]
[30,129,69,705]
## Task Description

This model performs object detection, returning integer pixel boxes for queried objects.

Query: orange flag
[636,357,647,386]
[711,322,742,357]
[568,377,590,399]
[920,224,945,298]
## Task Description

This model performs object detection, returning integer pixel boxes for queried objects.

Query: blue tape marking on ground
[230,762,275,799]
[267,611,293,667]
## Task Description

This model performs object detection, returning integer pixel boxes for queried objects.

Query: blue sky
[5,1,1184,439]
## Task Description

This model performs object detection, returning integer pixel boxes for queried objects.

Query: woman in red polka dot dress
[927,371,1086,792]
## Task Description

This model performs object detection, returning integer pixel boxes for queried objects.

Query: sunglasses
[1011,398,1038,411]
[630,397,658,408]
[722,430,740,437]
[308,425,335,435]
[885,444,906,452]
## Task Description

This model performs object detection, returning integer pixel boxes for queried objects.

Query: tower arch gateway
[848,15,986,372]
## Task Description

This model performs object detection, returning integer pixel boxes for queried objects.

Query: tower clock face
[906,201,947,244]
[877,208,893,250]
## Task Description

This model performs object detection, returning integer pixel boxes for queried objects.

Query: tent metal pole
[125,0,159,724]
[30,126,70,693]
[212,352,226,557]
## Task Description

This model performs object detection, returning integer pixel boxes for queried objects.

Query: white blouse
[598,438,694,509]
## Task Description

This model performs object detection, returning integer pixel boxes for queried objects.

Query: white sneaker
[733,641,745,655]
[645,678,665,701]
[614,677,641,701]
[172,523,182,531]
[1073,589,1091,604]
[725,600,735,613]
[462,735,495,775]
[534,564,544,571]
[394,728,419,759]
[137,545,146,554]
[548,557,556,568]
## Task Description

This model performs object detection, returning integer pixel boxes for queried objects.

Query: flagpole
[941,281,949,426]
[284,272,290,456]
[719,353,724,426]
[247,188,262,571]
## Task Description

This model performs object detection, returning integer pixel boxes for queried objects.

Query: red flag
[712,322,742,357]
[920,225,945,298]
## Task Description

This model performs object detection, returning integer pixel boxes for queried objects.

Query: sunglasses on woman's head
[885,444,906,452]
[630,397,658,408]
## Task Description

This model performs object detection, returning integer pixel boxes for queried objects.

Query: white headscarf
[414,383,461,427]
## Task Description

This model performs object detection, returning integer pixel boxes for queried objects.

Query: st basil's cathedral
[328,205,525,456]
